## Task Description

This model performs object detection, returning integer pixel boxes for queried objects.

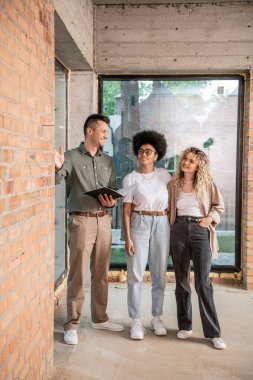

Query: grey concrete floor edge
[50,283,253,380]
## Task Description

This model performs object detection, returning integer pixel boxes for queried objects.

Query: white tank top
[176,190,203,217]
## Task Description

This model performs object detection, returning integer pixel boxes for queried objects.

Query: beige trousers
[64,213,112,330]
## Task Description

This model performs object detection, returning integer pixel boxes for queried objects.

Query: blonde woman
[168,147,226,350]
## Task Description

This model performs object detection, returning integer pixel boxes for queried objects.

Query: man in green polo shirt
[55,114,125,345]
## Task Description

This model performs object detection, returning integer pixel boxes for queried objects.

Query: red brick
[0,43,13,66]
[2,149,14,163]
[0,97,9,115]
[0,309,14,331]
[10,165,31,178]
[0,347,9,370]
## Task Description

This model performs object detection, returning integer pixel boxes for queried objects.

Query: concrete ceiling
[54,12,91,70]
[92,0,245,4]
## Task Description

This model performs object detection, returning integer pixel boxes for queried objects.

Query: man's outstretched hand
[55,146,64,171]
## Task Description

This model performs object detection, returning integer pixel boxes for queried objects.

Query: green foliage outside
[103,80,210,116]
[111,235,235,264]
[111,247,173,265]
[138,81,153,102]
[111,247,126,263]
[103,81,120,116]
[217,235,235,253]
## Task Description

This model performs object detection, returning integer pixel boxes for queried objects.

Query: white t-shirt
[176,190,203,217]
[122,168,171,211]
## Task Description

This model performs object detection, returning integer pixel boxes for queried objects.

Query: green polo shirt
[55,142,118,212]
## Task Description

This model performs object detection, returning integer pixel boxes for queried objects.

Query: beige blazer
[168,179,225,258]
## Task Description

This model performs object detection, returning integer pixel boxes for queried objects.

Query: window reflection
[102,78,241,268]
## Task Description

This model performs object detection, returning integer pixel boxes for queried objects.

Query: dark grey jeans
[171,216,221,338]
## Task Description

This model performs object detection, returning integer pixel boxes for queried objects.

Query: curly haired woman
[123,130,171,340]
[168,147,226,350]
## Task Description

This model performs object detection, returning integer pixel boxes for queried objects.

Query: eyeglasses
[138,149,156,156]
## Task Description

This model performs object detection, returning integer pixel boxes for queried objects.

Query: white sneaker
[211,337,226,350]
[64,329,78,345]
[177,330,192,340]
[92,319,125,332]
[130,320,145,340]
[151,317,167,336]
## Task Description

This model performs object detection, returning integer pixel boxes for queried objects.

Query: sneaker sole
[177,331,193,340]
[152,330,167,336]
[64,339,78,345]
[151,323,167,336]
[92,325,125,332]
[211,340,226,350]
[130,334,144,340]
[213,345,226,350]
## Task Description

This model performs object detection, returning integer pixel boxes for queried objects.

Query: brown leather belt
[133,209,168,216]
[70,211,108,218]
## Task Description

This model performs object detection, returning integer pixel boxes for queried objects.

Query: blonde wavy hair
[174,147,212,197]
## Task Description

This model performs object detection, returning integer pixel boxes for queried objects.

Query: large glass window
[54,59,68,286]
[100,76,243,271]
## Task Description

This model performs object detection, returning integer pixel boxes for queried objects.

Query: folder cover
[83,187,124,200]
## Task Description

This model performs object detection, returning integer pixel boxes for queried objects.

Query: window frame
[98,74,245,273]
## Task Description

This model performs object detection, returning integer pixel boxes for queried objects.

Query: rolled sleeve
[122,176,134,203]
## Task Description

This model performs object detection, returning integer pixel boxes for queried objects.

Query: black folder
[83,187,123,200]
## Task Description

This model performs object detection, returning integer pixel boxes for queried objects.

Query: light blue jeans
[127,213,170,319]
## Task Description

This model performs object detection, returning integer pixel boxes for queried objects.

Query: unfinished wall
[0,0,55,378]
[94,1,253,289]
[54,0,93,69]
[53,0,96,294]
[94,2,253,72]
[68,71,98,149]
[54,0,97,147]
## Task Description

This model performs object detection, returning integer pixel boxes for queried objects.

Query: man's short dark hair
[83,114,110,136]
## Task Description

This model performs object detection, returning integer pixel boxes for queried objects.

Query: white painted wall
[54,0,94,69]
[94,2,253,73]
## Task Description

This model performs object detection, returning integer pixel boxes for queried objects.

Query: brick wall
[0,1,55,378]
